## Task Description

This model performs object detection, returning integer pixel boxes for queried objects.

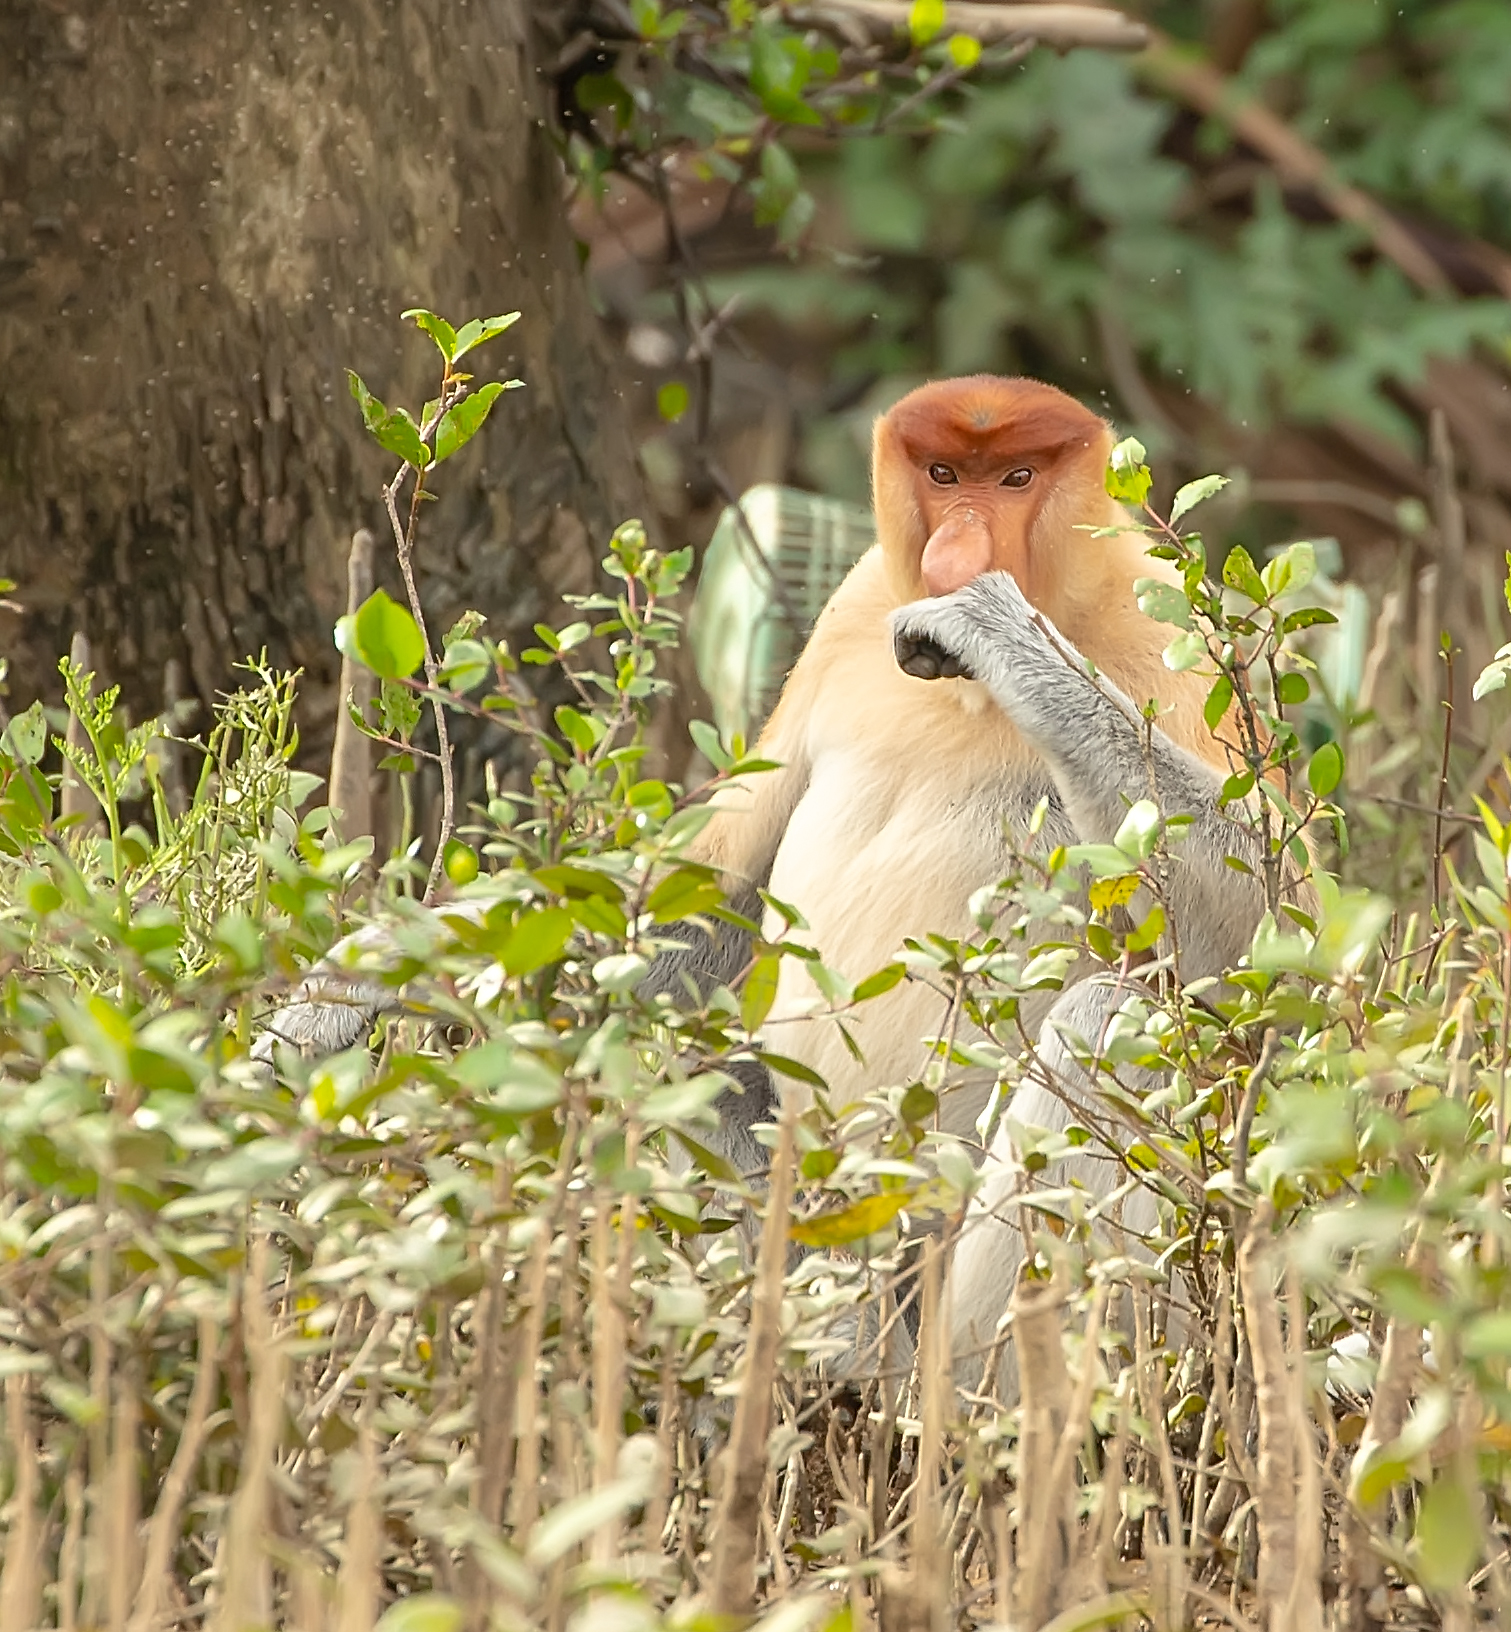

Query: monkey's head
[872,376,1115,608]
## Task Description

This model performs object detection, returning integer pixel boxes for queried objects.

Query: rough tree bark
[0,2,640,772]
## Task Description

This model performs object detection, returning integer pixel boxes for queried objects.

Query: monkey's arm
[892,571,1276,977]
[640,657,816,1004]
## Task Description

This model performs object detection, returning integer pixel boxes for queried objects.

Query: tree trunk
[0,1,640,773]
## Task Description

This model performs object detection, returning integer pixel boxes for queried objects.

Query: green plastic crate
[690,483,876,741]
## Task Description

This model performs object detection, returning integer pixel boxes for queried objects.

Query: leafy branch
[344,309,522,900]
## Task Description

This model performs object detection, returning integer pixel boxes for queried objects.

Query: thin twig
[382,476,456,903]
[1230,1027,1280,1198]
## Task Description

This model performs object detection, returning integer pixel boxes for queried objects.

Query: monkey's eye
[1001,467,1034,489]
[927,463,958,486]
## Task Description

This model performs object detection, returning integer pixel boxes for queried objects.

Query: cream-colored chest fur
[759,557,1060,1131]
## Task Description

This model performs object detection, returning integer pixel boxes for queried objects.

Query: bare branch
[1139,35,1453,295]
[793,2,1149,52]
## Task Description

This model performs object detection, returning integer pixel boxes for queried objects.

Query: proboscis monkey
[661,375,1284,1385]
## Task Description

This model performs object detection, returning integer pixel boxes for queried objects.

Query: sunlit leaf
[742,954,781,1032]
[1169,474,1228,528]
[401,308,458,362]
[452,311,521,362]
[1105,437,1151,506]
[434,382,505,464]
[790,1190,911,1247]
[337,590,427,681]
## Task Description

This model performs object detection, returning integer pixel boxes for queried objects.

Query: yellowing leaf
[742,954,781,1033]
[1089,873,1141,912]
[790,1190,911,1248]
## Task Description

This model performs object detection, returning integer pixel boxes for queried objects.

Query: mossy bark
[0,1,639,770]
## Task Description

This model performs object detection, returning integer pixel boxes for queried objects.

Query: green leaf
[1169,474,1228,528]
[379,407,430,469]
[500,906,574,976]
[1125,903,1166,953]
[378,678,422,737]
[657,381,689,423]
[1413,1473,1482,1592]
[899,1083,937,1125]
[401,308,458,363]
[374,1594,464,1632]
[437,388,509,473]
[1276,672,1310,706]
[434,382,505,464]
[592,952,649,994]
[1135,578,1191,630]
[1221,545,1266,603]
[215,912,263,974]
[526,1479,652,1568]
[346,372,432,467]
[347,369,387,434]
[1219,769,1255,806]
[439,638,490,694]
[646,866,725,923]
[791,1190,911,1248]
[1067,842,1141,877]
[575,70,633,126]
[748,25,820,125]
[337,590,427,681]
[451,312,521,363]
[3,701,46,765]
[1281,606,1339,634]
[755,1050,826,1088]
[689,718,731,770]
[1163,630,1205,671]
[1114,799,1161,860]
[1473,647,1511,701]
[1307,741,1344,799]
[853,962,906,1002]
[742,954,781,1033]
[1262,539,1316,599]
[1105,437,1151,506]
[1463,1311,1511,1357]
[554,705,600,755]
[909,0,946,46]
[1203,675,1233,733]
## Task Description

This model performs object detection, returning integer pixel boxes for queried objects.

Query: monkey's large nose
[893,628,975,682]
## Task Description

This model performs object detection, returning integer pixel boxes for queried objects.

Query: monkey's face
[873,376,1111,605]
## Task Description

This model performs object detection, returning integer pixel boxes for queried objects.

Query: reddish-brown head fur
[872,376,1116,608]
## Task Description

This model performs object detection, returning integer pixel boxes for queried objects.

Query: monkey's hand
[892,624,975,682]
[891,571,1045,697]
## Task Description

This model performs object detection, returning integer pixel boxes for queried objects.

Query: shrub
[0,315,1509,1631]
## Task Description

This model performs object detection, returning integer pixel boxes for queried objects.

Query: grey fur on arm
[891,570,1268,976]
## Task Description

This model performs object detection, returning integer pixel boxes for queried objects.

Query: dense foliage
[4,309,1511,1629]
[568,1,1511,459]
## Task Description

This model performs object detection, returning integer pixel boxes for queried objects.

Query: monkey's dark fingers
[893,627,975,682]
